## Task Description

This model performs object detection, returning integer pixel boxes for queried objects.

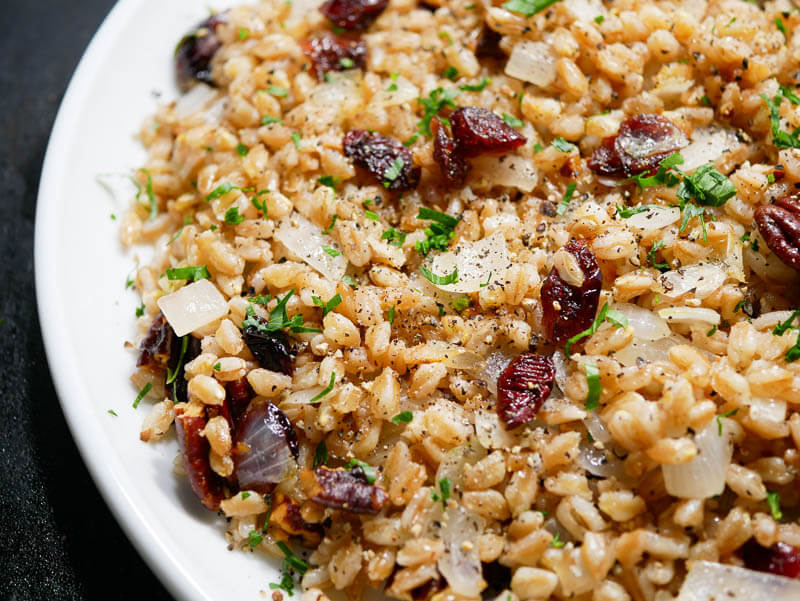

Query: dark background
[0,1,172,599]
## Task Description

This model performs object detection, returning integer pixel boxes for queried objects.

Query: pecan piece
[175,408,225,510]
[301,34,367,80]
[269,492,324,546]
[588,114,687,177]
[540,240,602,346]
[343,129,420,191]
[497,353,555,428]
[319,0,389,31]
[755,194,800,272]
[301,466,387,514]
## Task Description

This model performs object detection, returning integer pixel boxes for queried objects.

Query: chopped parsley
[556,182,577,216]
[364,210,380,221]
[415,207,460,255]
[107,409,118,417]
[241,492,251,500]
[594,15,604,24]
[242,289,317,334]
[460,77,490,92]
[321,245,342,257]
[267,85,289,97]
[381,228,407,247]
[167,216,192,245]
[449,295,471,312]
[291,132,302,150]
[717,408,738,435]
[345,458,378,484]
[308,371,336,403]
[551,137,576,152]
[342,274,359,288]
[627,152,683,189]
[388,305,396,324]
[391,410,413,425]
[312,293,342,317]
[761,89,800,149]
[616,204,660,218]
[166,336,189,389]
[444,66,459,81]
[276,541,309,575]
[551,532,565,548]
[533,142,544,153]
[317,175,339,192]
[261,115,282,125]
[648,241,669,271]
[773,309,800,362]
[565,301,628,355]
[776,17,787,37]
[135,303,145,317]
[480,271,493,288]
[431,477,452,506]
[238,27,250,40]
[313,440,329,467]
[767,491,783,520]
[584,362,601,411]
[165,265,210,281]
[133,382,152,409]
[224,206,245,226]
[420,265,459,285]
[323,214,339,234]
[339,57,355,69]
[417,87,461,138]
[502,113,524,128]
[205,181,238,202]
[139,169,158,220]
[247,530,263,549]
[677,163,738,207]
[235,143,249,156]
[383,157,405,188]
[250,189,269,216]
[213,362,221,371]
[502,0,562,17]
[707,325,718,337]
[700,95,712,106]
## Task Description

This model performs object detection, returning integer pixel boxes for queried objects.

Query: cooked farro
[126,0,800,597]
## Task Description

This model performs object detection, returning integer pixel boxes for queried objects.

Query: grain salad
[124,0,800,599]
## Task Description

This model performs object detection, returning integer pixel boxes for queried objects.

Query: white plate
[34,1,282,599]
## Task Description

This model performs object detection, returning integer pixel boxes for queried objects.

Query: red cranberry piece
[175,411,225,510]
[319,0,389,31]
[540,240,602,346]
[497,353,555,427]
[243,314,295,375]
[301,34,367,80]
[741,540,800,579]
[174,12,227,92]
[588,114,687,177]
[450,107,526,158]
[433,116,469,187]
[343,129,420,191]
[224,377,254,431]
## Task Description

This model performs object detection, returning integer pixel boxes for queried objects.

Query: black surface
[0,1,172,599]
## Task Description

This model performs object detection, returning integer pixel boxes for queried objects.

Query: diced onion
[369,75,418,108]
[471,154,539,192]
[583,414,612,444]
[577,441,626,480]
[562,0,607,22]
[174,83,219,120]
[624,206,680,231]
[307,71,362,126]
[613,334,689,367]
[427,231,509,293]
[480,349,514,395]
[680,127,742,172]
[614,303,671,341]
[505,41,556,87]
[658,263,727,299]
[275,213,347,281]
[434,443,485,493]
[663,418,733,498]
[658,306,721,326]
[156,279,228,337]
[437,504,486,596]
[475,409,517,450]
[676,560,800,601]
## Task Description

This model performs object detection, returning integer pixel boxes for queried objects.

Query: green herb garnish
[388,305,396,324]
[313,440,329,467]
[224,206,245,225]
[165,265,210,281]
[235,143,249,156]
[323,214,338,234]
[381,228,407,248]
[584,363,601,411]
[767,491,783,520]
[551,137,576,152]
[322,245,342,257]
[415,207,460,255]
[502,113,524,128]
[551,532,565,548]
[391,410,413,424]
[565,301,628,355]
[556,182,577,215]
[502,0,561,17]
[384,157,405,188]
[261,115,282,125]
[312,293,342,317]
[449,296,471,312]
[417,87,461,137]
[317,175,339,192]
[308,371,336,403]
[345,458,378,483]
[648,241,669,271]
[444,66,459,80]
[291,132,302,150]
[460,77,490,92]
[267,85,289,97]
[420,266,459,285]
[716,408,738,435]
[431,477,451,506]
[133,382,152,409]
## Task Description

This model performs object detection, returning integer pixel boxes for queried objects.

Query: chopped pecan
[175,409,225,510]
[755,194,800,272]
[497,353,556,428]
[540,240,602,346]
[301,34,367,80]
[269,492,324,546]
[301,466,387,515]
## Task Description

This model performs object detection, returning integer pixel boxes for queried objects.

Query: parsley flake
[166,265,210,282]
[345,458,378,483]
[261,115,282,125]
[322,245,342,257]
[502,113,524,128]
[267,85,289,97]
[584,363,601,411]
[460,77,490,92]
[313,440,329,467]
[767,491,783,520]
[133,382,152,409]
[565,301,628,355]
[309,371,336,403]
[415,207,460,255]
[551,137,576,152]
[224,206,245,226]
[556,182,577,215]
[420,265,459,285]
[417,87,461,138]
[384,157,405,188]
[391,410,413,425]
[312,293,342,317]
[431,478,451,506]
[235,143,249,156]
[502,0,562,17]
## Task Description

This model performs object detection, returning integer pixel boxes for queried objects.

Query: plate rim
[34,1,206,599]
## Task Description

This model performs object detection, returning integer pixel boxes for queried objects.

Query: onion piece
[471,154,539,193]
[306,71,362,127]
[427,231,509,293]
[275,213,347,281]
[676,560,800,601]
[562,0,607,22]
[369,75,418,108]
[663,418,733,498]
[234,402,297,493]
[613,333,688,367]
[577,441,626,480]
[658,306,721,326]
[583,413,612,444]
[480,349,514,396]
[475,409,518,450]
[680,127,742,172]
[437,504,486,596]
[156,279,228,337]
[174,83,219,120]
[658,262,727,299]
[624,206,681,231]
[613,303,671,341]
[505,41,556,87]
[435,443,485,493]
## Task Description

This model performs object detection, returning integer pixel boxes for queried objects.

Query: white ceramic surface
[34,1,281,599]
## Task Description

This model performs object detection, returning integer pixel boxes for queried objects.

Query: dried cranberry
[303,466,388,514]
[343,129,420,191]
[319,0,389,31]
[174,12,227,92]
[755,195,800,272]
[301,34,367,80]
[450,107,526,158]
[475,25,505,60]
[137,314,174,372]
[224,377,254,430]
[433,117,469,187]
[740,540,800,579]
[175,411,225,510]
[497,353,555,427]
[540,240,602,346]
[588,114,687,177]
[243,315,295,375]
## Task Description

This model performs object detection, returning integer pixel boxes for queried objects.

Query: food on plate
[122,0,800,598]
